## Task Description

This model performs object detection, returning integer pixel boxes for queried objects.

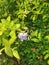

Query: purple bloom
[18,33,28,41]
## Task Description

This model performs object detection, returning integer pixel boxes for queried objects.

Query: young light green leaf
[2,38,9,46]
[7,16,11,22]
[1,19,6,24]
[0,31,3,36]
[9,31,16,37]
[13,50,20,60]
[33,16,36,21]
[31,30,38,37]
[31,38,39,42]
[9,36,16,45]
[5,47,13,57]
[47,60,49,64]
[38,32,42,41]
[45,35,49,41]
[44,54,49,60]
[16,24,20,29]
[9,31,16,45]
[43,50,49,55]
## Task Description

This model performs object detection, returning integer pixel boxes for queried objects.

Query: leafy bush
[0,0,49,65]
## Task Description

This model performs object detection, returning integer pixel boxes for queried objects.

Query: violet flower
[18,33,28,41]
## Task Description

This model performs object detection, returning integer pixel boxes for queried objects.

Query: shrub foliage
[0,0,49,65]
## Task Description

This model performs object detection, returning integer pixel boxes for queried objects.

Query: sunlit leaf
[9,31,16,45]
[38,32,42,41]
[13,50,20,60]
[31,38,39,42]
[2,38,9,46]
[7,16,11,22]
[5,47,13,57]
[44,54,49,60]
[47,60,49,64]
[0,31,3,36]
[16,24,20,29]
[45,35,49,41]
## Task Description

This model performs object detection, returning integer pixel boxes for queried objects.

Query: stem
[0,47,5,53]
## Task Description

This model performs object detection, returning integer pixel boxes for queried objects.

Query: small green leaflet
[47,60,49,64]
[13,50,20,60]
[9,31,16,45]
[44,54,49,60]
[7,16,11,22]
[5,47,13,57]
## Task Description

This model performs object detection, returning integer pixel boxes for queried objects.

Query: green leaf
[13,50,20,60]
[2,38,9,46]
[43,15,46,19]
[0,31,3,36]
[9,37,16,45]
[7,16,11,22]
[16,24,20,29]
[43,50,49,55]
[9,31,16,37]
[1,19,6,24]
[47,60,49,64]
[31,30,38,37]
[0,47,5,53]
[31,38,39,42]
[44,54,49,60]
[5,47,13,57]
[33,16,36,21]
[9,21,14,29]
[38,32,42,41]
[45,35,49,41]
[9,31,16,45]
